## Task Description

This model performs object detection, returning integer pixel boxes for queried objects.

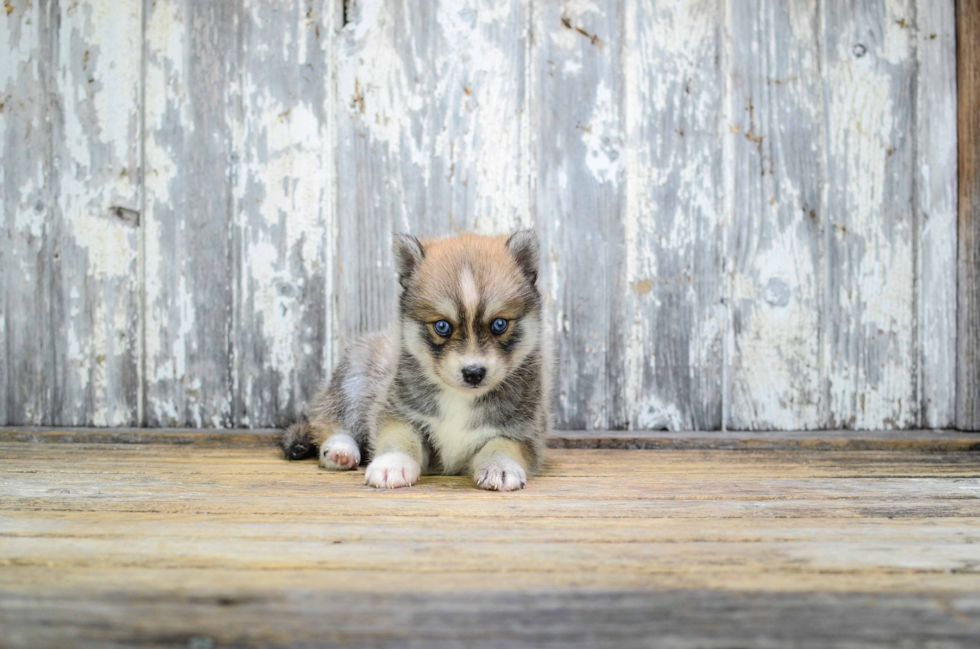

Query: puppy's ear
[506,229,540,284]
[393,233,425,288]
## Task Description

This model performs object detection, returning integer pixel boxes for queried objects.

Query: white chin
[447,380,491,395]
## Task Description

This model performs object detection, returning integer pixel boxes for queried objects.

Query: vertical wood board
[823,0,917,429]
[235,0,334,427]
[957,0,980,430]
[50,0,143,426]
[1,0,51,425]
[725,0,825,430]
[534,0,627,429]
[915,0,957,428]
[143,0,238,426]
[624,0,724,430]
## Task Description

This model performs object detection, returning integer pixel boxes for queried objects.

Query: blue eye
[490,318,509,335]
[433,320,453,337]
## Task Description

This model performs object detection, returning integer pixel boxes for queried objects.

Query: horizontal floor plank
[3,589,979,649]
[1,440,979,646]
[3,427,979,451]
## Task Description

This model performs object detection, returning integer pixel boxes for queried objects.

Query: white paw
[474,458,526,492]
[364,452,421,489]
[319,433,361,471]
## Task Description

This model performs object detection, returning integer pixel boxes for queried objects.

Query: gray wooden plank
[2,589,979,648]
[1,0,53,425]
[823,0,917,429]
[235,0,334,427]
[623,0,723,430]
[48,0,142,426]
[725,0,824,430]
[916,0,958,429]
[334,0,530,348]
[143,0,239,427]
[534,0,627,430]
[2,426,978,452]
[957,0,980,430]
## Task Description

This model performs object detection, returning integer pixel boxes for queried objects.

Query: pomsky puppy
[281,230,552,491]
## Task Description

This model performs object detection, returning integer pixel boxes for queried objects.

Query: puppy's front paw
[475,457,526,492]
[319,433,361,470]
[364,452,421,489]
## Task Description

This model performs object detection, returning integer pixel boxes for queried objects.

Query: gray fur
[392,234,425,288]
[506,229,540,284]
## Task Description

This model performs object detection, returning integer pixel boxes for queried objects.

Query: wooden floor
[2,432,980,647]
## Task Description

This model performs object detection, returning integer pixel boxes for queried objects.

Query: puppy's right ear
[393,233,424,288]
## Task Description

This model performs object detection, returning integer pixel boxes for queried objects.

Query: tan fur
[412,233,529,321]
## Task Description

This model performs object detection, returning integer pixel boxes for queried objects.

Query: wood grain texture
[823,0,917,429]
[3,426,978,451]
[623,0,724,432]
[1,0,141,427]
[1,443,979,646]
[1,0,52,425]
[50,0,143,426]
[143,0,239,427]
[916,0,957,428]
[725,0,824,430]
[235,0,334,428]
[2,589,978,649]
[958,0,980,430]
[334,0,529,347]
[535,0,627,429]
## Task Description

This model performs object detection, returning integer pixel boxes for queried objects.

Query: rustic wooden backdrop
[1,0,965,430]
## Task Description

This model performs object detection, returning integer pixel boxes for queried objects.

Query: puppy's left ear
[393,233,424,288]
[506,229,539,284]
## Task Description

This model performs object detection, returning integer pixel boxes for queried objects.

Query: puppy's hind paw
[282,421,317,460]
[319,433,361,470]
[364,452,421,489]
[475,458,526,492]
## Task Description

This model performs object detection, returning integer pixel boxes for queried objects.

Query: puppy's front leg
[471,437,533,492]
[364,419,425,489]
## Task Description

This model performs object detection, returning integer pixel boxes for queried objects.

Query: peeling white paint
[338,0,526,234]
[233,0,335,425]
[1,0,959,430]
[825,0,917,429]
[914,0,958,428]
[46,0,143,426]
[581,81,622,185]
[623,0,723,430]
[724,0,825,431]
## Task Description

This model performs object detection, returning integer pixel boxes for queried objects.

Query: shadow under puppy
[282,230,552,491]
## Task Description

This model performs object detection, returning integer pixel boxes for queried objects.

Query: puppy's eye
[433,320,453,337]
[490,318,509,335]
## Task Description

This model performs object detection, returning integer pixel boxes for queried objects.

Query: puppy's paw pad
[364,452,421,489]
[475,458,526,492]
[319,434,361,471]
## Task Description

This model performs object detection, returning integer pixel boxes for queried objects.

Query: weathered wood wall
[0,0,961,430]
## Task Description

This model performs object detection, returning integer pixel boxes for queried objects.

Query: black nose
[461,365,486,386]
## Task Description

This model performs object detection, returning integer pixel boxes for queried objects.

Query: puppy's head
[395,230,542,396]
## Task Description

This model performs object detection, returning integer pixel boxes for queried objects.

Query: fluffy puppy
[281,230,552,491]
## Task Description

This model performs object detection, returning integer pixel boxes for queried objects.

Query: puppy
[281,230,552,491]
